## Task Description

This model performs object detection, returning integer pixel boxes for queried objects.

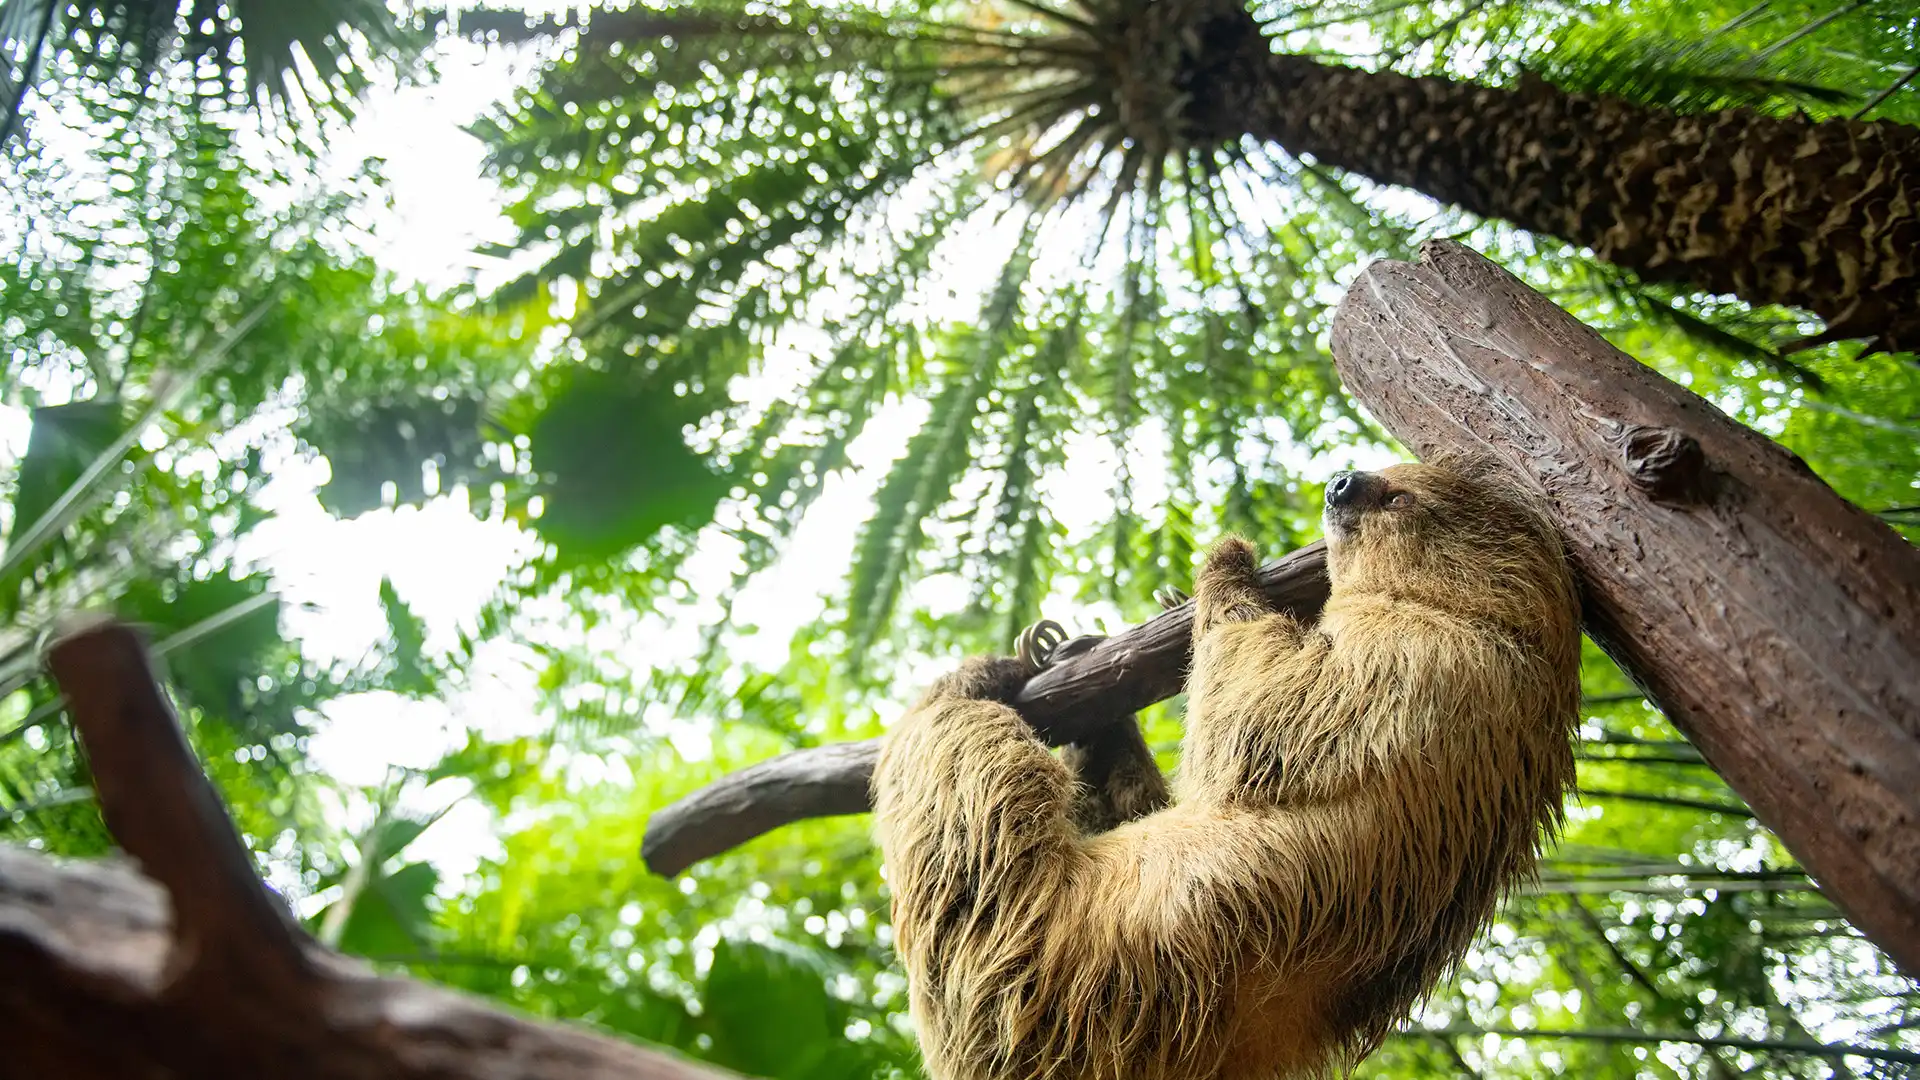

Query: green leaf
[702,937,861,1080]
[526,370,731,562]
[119,571,288,733]
[379,577,434,695]
[306,394,497,518]
[317,860,440,959]
[8,399,126,545]
[367,810,440,867]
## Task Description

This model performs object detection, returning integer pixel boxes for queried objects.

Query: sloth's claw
[1015,619,1069,674]
[1154,585,1190,611]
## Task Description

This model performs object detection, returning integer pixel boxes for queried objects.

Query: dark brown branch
[640,741,881,880]
[7,618,738,1079]
[639,541,1331,876]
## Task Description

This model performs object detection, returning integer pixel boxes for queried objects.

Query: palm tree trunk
[1195,49,1920,352]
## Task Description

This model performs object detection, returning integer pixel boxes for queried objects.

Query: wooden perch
[1329,240,1920,976]
[640,542,1332,876]
[2,619,740,1079]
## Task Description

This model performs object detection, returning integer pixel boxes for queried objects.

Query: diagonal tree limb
[44,615,314,993]
[9,616,740,1079]
[640,541,1330,876]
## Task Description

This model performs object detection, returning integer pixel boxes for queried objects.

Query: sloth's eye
[1386,492,1414,509]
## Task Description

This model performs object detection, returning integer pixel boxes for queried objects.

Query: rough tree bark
[1329,240,1920,975]
[640,542,1331,875]
[0,619,741,1080]
[1231,55,1920,352]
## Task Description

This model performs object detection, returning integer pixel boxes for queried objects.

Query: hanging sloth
[873,453,1581,1079]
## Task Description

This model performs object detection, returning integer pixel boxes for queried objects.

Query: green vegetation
[1,0,1915,1076]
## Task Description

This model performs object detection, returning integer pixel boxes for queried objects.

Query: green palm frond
[983,298,1080,644]
[473,0,1920,660]
[0,0,425,147]
[845,219,1041,652]
[1531,20,1856,113]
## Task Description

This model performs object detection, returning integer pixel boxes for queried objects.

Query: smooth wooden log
[1330,239,1920,975]
[1,620,739,1080]
[640,542,1332,875]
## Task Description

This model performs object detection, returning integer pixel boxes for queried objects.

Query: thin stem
[0,290,282,583]
[1737,0,1872,72]
[2,784,93,821]
[0,0,57,151]
[317,773,400,950]
[1853,64,1920,119]
[0,590,281,747]
[1576,750,1712,766]
[1577,788,1754,817]
[1413,1026,1918,1067]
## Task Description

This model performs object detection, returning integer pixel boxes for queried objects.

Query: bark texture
[640,541,1331,875]
[1331,240,1920,976]
[0,618,739,1080]
[1153,4,1920,351]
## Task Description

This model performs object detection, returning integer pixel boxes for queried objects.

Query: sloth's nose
[1326,472,1362,508]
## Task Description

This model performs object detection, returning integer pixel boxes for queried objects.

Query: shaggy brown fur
[872,454,1582,1080]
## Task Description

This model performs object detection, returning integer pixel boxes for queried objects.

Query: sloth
[872,454,1582,1080]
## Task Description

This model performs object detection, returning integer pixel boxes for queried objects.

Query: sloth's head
[1322,453,1577,639]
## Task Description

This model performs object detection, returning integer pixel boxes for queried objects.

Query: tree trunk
[1330,239,1920,976]
[1163,2,1920,350]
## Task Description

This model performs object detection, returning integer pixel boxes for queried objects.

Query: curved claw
[1015,619,1069,674]
[1153,585,1190,611]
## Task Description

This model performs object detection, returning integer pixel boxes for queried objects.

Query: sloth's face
[1321,460,1538,588]
[1321,464,1428,545]
[1322,459,1571,621]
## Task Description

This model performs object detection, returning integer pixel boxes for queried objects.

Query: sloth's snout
[1326,471,1383,510]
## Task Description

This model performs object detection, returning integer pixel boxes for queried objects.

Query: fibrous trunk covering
[1192,46,1920,350]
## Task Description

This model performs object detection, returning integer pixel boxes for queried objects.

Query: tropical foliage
[1,0,1917,1077]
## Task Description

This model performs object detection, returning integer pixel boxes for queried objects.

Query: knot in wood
[1619,425,1706,502]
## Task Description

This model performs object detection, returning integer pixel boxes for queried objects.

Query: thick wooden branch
[44,614,312,992]
[3,619,738,1079]
[1329,240,1920,976]
[640,542,1331,876]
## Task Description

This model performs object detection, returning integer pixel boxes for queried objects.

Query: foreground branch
[640,542,1331,876]
[2,619,737,1079]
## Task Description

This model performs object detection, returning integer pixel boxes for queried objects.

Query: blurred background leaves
[0,0,1916,1076]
